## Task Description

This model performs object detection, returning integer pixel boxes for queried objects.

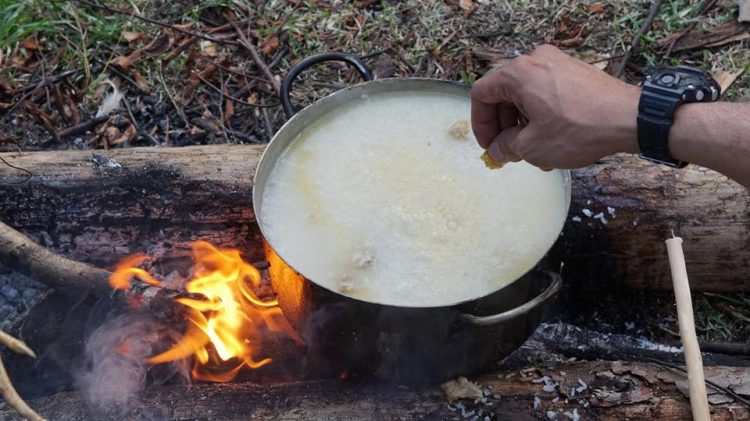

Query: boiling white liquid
[260,91,567,307]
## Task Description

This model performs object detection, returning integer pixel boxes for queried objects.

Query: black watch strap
[637,92,687,168]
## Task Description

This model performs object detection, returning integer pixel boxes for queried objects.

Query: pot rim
[253,77,572,309]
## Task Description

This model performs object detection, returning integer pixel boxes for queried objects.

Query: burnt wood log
[0,221,112,297]
[1,358,749,420]
[0,146,748,291]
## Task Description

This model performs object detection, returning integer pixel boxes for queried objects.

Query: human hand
[471,45,641,170]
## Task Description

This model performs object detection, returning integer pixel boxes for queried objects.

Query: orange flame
[110,241,304,382]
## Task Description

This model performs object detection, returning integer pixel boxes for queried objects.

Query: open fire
[109,241,304,382]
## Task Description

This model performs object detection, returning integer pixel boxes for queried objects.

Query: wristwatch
[638,66,721,168]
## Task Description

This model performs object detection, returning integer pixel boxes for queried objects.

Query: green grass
[694,293,750,342]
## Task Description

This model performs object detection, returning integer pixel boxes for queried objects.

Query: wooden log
[1,358,748,420]
[0,146,749,291]
[561,155,750,291]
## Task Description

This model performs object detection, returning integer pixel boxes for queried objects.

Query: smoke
[76,313,190,412]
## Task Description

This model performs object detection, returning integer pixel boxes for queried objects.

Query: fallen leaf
[261,36,280,56]
[183,73,201,101]
[111,123,137,145]
[247,91,259,104]
[144,33,172,57]
[163,36,200,63]
[0,79,12,93]
[52,85,73,124]
[173,23,194,31]
[122,31,146,44]
[427,46,442,59]
[558,37,584,47]
[586,3,605,14]
[0,49,3,67]
[0,102,13,109]
[225,96,234,126]
[101,125,121,149]
[714,68,745,94]
[63,91,80,124]
[18,36,38,50]
[183,50,199,81]
[132,71,150,91]
[111,50,143,73]
[10,53,27,68]
[23,101,60,142]
[202,40,217,57]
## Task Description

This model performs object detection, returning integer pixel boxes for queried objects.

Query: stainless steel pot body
[253,53,571,383]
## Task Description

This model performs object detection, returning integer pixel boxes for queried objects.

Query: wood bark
[1,146,749,291]
[1,358,748,420]
[0,221,112,297]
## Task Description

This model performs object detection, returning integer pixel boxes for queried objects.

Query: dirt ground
[1,0,750,342]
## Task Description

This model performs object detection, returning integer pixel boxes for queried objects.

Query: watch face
[644,66,720,102]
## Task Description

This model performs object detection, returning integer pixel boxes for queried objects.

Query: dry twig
[0,220,112,296]
[58,115,109,138]
[228,18,281,96]
[0,330,35,358]
[0,332,44,421]
[614,0,664,78]
[190,71,280,108]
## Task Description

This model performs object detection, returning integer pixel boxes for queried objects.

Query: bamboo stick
[666,235,711,421]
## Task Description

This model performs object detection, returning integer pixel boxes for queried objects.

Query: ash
[0,269,46,331]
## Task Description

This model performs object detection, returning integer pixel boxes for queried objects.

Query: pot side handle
[457,271,562,327]
[281,52,374,118]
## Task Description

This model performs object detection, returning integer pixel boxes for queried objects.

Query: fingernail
[488,142,505,163]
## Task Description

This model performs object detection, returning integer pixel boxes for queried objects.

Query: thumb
[487,125,526,164]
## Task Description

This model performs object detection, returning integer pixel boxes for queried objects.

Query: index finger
[471,68,520,149]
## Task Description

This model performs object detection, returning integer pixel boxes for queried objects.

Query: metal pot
[254,53,571,383]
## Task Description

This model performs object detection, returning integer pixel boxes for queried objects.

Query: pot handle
[281,52,374,118]
[457,271,562,327]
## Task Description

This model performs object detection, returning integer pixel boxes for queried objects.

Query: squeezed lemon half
[480,150,504,169]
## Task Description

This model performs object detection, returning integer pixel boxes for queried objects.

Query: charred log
[0,221,112,297]
[0,146,749,292]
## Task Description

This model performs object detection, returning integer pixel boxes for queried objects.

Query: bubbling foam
[261,91,567,307]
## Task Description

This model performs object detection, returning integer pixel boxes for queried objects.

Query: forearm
[469,45,750,185]
[670,102,750,188]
